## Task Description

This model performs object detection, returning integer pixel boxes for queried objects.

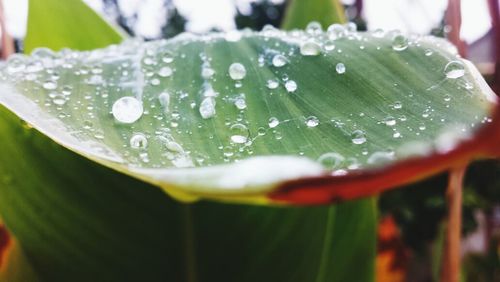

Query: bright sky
[2,0,493,43]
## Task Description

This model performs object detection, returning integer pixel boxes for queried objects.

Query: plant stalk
[445,0,466,57]
[440,164,467,282]
[0,0,14,59]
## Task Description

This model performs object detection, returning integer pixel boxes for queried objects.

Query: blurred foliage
[380,160,500,253]
[235,1,286,30]
[463,236,500,282]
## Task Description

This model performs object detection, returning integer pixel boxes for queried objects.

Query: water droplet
[162,54,174,64]
[336,63,346,74]
[257,127,266,136]
[444,60,465,79]
[230,123,249,144]
[285,80,297,93]
[444,94,451,102]
[43,80,57,90]
[112,97,143,124]
[229,63,247,80]
[324,40,336,51]
[61,85,72,96]
[272,54,287,67]
[158,66,173,77]
[318,152,345,170]
[425,49,433,56]
[234,98,247,110]
[305,116,319,127]
[345,22,357,32]
[6,55,26,73]
[351,130,367,145]
[367,151,395,165]
[268,117,279,128]
[300,41,321,56]
[202,66,215,79]
[151,78,161,86]
[130,133,148,149]
[223,146,234,157]
[392,34,408,51]
[266,79,279,89]
[32,47,56,59]
[52,94,66,106]
[199,97,216,119]
[327,24,346,39]
[393,101,402,109]
[372,28,385,38]
[306,21,322,35]
[383,116,396,126]
[158,92,170,109]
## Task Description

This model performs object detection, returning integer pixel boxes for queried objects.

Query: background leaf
[281,0,346,30]
[24,0,124,53]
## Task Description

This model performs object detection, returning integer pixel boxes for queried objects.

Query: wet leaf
[1,28,497,204]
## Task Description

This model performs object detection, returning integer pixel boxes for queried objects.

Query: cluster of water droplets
[0,22,491,174]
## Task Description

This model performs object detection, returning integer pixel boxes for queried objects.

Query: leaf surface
[1,28,497,204]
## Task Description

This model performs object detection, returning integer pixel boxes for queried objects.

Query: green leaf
[24,0,125,53]
[281,0,346,30]
[0,104,376,281]
[0,29,496,203]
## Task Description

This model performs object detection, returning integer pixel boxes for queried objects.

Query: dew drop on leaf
[130,133,148,149]
[266,79,279,89]
[268,117,279,128]
[199,97,216,119]
[351,130,367,145]
[43,80,57,90]
[234,97,247,110]
[306,21,322,35]
[230,123,249,144]
[317,152,345,170]
[383,116,396,126]
[158,92,170,109]
[6,55,26,73]
[392,34,409,51]
[367,151,395,165]
[285,80,297,93]
[300,41,321,56]
[444,60,465,79]
[327,24,346,39]
[112,96,143,124]
[272,54,288,67]
[305,116,319,127]
[158,66,173,77]
[52,94,66,106]
[228,63,246,80]
[336,63,346,74]
[345,22,357,32]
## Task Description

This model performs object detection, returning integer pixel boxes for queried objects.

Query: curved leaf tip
[0,24,498,204]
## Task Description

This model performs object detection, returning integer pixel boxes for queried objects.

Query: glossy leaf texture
[1,27,497,204]
[24,0,124,53]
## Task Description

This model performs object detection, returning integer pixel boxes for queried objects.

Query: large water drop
[112,97,144,124]
[444,60,465,79]
[228,63,247,80]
